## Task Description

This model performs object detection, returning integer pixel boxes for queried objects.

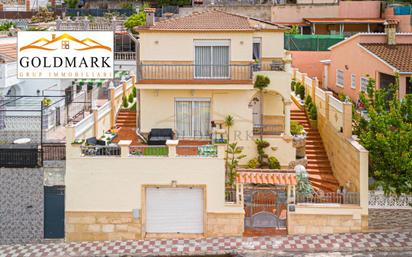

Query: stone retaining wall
[369,209,412,230]
[0,168,44,245]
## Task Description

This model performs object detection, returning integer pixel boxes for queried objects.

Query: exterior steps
[116,110,137,128]
[291,109,339,192]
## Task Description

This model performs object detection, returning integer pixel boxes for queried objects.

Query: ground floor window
[406,77,412,95]
[175,98,210,138]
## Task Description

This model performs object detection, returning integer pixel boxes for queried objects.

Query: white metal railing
[97,101,111,120]
[316,87,325,100]
[329,95,343,113]
[369,191,412,209]
[74,113,94,138]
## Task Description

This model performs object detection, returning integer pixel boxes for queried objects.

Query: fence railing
[129,145,169,157]
[369,191,412,209]
[176,145,217,157]
[296,192,360,205]
[253,124,284,135]
[42,143,66,161]
[284,34,345,51]
[137,64,253,81]
[115,52,136,61]
[0,144,41,168]
[80,145,121,156]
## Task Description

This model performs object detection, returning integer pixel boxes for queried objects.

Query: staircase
[291,109,339,192]
[116,110,136,128]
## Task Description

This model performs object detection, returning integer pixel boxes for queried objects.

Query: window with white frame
[336,69,344,87]
[351,74,356,89]
[360,76,369,92]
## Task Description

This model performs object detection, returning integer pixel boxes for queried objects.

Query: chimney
[144,8,156,27]
[384,19,398,46]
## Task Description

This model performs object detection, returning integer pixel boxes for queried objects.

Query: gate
[244,187,288,229]
[44,186,65,239]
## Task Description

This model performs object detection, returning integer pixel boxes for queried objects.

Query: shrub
[291,80,296,92]
[268,156,281,169]
[298,84,305,100]
[255,139,270,167]
[290,121,304,135]
[122,96,128,108]
[130,102,136,112]
[247,158,259,169]
[309,104,317,121]
[132,87,137,97]
[128,93,134,103]
[124,11,145,30]
[305,95,312,106]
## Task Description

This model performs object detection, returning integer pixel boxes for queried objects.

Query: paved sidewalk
[0,231,411,257]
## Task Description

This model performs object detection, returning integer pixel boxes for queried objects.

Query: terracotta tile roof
[236,171,297,185]
[0,43,16,63]
[360,43,412,73]
[304,18,385,24]
[136,10,286,32]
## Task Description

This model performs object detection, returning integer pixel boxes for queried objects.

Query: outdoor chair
[147,128,174,145]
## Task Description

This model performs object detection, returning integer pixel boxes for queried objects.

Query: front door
[44,186,65,239]
[175,99,210,138]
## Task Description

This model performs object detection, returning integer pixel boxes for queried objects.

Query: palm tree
[224,115,234,143]
[254,75,270,140]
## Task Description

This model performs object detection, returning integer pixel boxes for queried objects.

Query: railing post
[66,125,76,144]
[109,82,115,128]
[343,101,353,138]
[92,107,98,138]
[312,77,318,101]
[325,91,333,122]
[118,140,132,157]
[166,140,178,158]
[122,80,127,98]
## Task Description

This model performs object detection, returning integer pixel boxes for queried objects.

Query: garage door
[146,187,204,233]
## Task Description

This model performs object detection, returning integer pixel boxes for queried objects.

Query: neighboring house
[322,23,412,102]
[384,4,412,33]
[64,10,299,241]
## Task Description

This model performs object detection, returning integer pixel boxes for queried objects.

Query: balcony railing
[129,145,169,157]
[137,64,253,82]
[296,192,360,205]
[80,145,121,156]
[176,144,217,157]
[114,52,136,61]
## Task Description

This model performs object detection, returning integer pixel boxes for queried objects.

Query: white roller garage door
[146,187,204,233]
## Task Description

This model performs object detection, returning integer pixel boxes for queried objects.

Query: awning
[303,18,385,24]
[236,171,297,185]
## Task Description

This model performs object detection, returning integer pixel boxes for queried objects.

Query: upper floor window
[360,76,369,92]
[252,37,262,61]
[194,40,230,79]
[351,74,356,89]
[336,69,344,87]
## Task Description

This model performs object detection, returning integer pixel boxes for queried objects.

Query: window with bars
[336,69,344,87]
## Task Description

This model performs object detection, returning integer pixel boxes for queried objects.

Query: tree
[224,115,234,143]
[225,143,246,187]
[254,75,270,140]
[124,4,148,30]
[64,0,79,8]
[356,76,412,195]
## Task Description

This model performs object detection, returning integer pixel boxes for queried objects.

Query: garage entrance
[145,187,204,234]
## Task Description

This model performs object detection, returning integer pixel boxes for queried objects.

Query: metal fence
[80,145,121,156]
[42,143,66,161]
[369,191,412,209]
[52,8,135,17]
[296,192,360,205]
[284,34,345,51]
[0,144,41,168]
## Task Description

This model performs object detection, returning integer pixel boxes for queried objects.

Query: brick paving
[1,231,411,257]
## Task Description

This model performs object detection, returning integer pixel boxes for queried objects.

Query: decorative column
[118,140,132,158]
[92,107,98,138]
[311,77,318,101]
[121,80,127,98]
[342,101,353,138]
[284,101,292,136]
[166,139,178,158]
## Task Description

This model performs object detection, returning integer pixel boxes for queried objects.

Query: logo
[18,31,114,79]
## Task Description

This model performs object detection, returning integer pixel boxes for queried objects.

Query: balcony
[137,64,253,84]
